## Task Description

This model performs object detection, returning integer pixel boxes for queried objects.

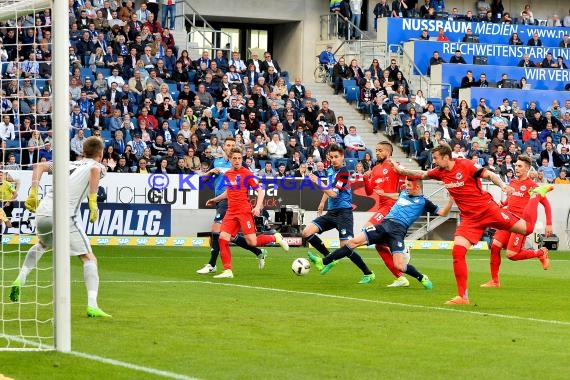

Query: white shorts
[36,215,92,256]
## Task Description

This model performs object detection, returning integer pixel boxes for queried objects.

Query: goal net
[0,0,70,351]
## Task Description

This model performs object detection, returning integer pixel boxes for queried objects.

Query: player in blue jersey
[196,137,271,274]
[308,177,454,288]
[302,145,376,284]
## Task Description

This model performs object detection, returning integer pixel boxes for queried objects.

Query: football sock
[307,234,330,257]
[323,245,350,265]
[233,235,263,256]
[376,244,403,278]
[451,244,469,299]
[209,232,220,267]
[83,260,99,309]
[508,249,542,261]
[345,246,373,275]
[255,234,275,247]
[489,243,502,283]
[404,264,423,282]
[523,196,541,235]
[17,243,46,286]
[218,238,232,270]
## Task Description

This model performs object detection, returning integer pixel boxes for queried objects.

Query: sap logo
[329,240,340,249]
[155,238,167,245]
[136,238,150,245]
[19,236,32,244]
[117,238,131,245]
[192,239,205,246]
[97,238,110,245]
[173,239,186,246]
[421,242,433,249]
[438,242,450,249]
[2,236,11,244]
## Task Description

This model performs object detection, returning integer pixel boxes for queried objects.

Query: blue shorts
[311,208,354,240]
[213,199,228,224]
[363,219,407,254]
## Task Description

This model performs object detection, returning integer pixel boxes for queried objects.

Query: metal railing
[319,13,370,41]
[394,44,431,97]
[175,0,232,56]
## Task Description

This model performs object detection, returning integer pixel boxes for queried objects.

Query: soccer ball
[291,258,311,276]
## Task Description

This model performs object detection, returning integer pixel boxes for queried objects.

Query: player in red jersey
[362,141,409,287]
[390,144,552,305]
[205,148,289,278]
[481,155,553,288]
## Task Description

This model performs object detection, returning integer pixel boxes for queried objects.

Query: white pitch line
[68,351,199,380]
[99,279,570,326]
[1,334,198,380]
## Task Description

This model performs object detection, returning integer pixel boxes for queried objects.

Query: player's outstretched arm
[436,196,455,217]
[481,169,512,194]
[387,159,429,180]
[540,196,553,236]
[24,162,52,212]
[252,186,265,217]
[205,190,228,207]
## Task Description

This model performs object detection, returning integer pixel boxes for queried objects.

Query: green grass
[2,246,570,380]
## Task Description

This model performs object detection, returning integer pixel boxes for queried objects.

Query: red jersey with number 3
[224,167,258,214]
[427,158,495,218]
[504,177,537,216]
[365,161,405,210]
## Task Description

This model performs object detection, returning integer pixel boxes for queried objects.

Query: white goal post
[0,0,70,352]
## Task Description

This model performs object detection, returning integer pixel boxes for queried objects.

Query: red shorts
[221,212,256,236]
[493,230,525,251]
[456,205,520,245]
[367,205,392,225]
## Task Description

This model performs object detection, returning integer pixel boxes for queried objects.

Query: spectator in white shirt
[267,133,287,159]
[0,115,16,141]
[343,126,366,158]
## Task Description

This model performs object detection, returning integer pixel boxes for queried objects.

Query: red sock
[451,245,469,298]
[376,244,402,278]
[256,235,275,246]
[219,238,232,270]
[508,249,542,261]
[522,196,541,235]
[489,244,501,283]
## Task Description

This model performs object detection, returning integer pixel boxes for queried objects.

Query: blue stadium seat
[80,67,92,79]
[167,82,177,93]
[258,159,268,169]
[168,119,179,132]
[97,68,111,78]
[274,158,289,170]
[428,98,443,113]
[170,91,179,101]
[6,139,20,150]
[345,158,358,172]
[344,86,359,103]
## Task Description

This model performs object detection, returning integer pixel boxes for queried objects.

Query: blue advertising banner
[459,87,569,111]
[406,41,570,75]
[432,64,570,91]
[79,203,172,236]
[379,17,570,48]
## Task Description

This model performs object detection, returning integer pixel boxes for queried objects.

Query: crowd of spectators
[0,1,377,180]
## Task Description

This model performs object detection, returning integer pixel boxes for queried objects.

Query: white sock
[17,243,46,285]
[83,260,99,309]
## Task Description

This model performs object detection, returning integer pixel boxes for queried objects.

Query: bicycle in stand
[314,57,333,84]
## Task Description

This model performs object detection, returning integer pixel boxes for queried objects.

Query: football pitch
[1,246,570,380]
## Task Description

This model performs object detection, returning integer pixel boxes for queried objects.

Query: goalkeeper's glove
[88,193,99,223]
[24,187,39,212]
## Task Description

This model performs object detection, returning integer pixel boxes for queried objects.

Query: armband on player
[88,193,99,223]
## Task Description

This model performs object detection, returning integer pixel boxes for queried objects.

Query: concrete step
[305,82,420,167]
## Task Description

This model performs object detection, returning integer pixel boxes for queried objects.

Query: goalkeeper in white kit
[10,136,111,318]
